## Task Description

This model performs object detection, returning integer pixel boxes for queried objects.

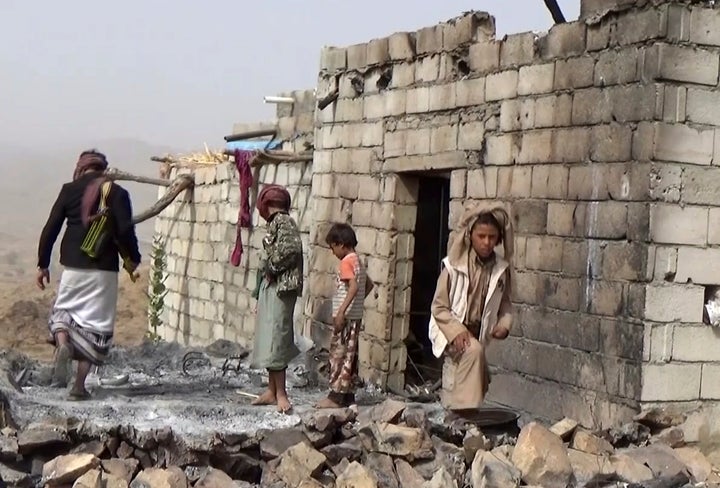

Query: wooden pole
[543,0,567,24]
[224,129,277,143]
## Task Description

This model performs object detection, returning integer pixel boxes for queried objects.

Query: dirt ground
[0,269,149,362]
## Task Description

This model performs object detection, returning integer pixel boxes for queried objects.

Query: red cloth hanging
[230,149,255,266]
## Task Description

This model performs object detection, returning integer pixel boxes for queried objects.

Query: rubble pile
[0,398,717,488]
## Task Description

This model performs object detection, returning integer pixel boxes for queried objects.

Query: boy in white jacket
[428,204,514,412]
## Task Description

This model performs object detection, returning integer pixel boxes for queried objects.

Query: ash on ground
[1,338,390,444]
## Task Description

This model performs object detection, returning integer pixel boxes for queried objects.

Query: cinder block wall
[305,1,720,427]
[154,90,316,347]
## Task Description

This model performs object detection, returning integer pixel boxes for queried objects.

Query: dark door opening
[406,174,450,387]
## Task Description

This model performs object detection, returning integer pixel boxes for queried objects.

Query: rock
[102,459,140,483]
[336,461,378,488]
[672,446,713,483]
[42,453,100,486]
[359,423,433,460]
[73,468,102,488]
[194,468,236,488]
[17,424,70,454]
[549,418,578,441]
[566,449,613,485]
[394,459,425,486]
[275,441,327,487]
[651,427,685,448]
[298,478,325,488]
[102,473,130,488]
[401,405,428,429]
[332,458,351,477]
[570,430,614,455]
[423,467,457,488]
[431,436,466,486]
[511,422,574,488]
[130,467,188,488]
[117,441,134,459]
[463,427,493,464]
[0,435,18,461]
[134,449,153,469]
[605,422,651,448]
[304,408,356,432]
[365,453,399,488]
[106,437,121,457]
[622,443,689,479]
[321,438,363,464]
[71,441,107,457]
[259,428,310,459]
[303,428,334,449]
[358,399,406,425]
[608,453,654,483]
[491,445,513,462]
[634,408,686,430]
[471,450,521,488]
[211,453,262,482]
[0,461,32,486]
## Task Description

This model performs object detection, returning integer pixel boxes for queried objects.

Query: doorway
[406,174,450,386]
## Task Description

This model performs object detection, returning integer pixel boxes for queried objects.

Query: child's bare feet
[276,394,292,414]
[251,390,276,406]
[315,397,342,409]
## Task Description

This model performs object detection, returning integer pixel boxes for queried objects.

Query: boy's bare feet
[276,394,292,414]
[315,397,342,409]
[251,390,276,406]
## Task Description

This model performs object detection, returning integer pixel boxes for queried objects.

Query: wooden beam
[224,128,277,143]
[131,174,194,224]
[104,168,174,187]
[543,0,567,23]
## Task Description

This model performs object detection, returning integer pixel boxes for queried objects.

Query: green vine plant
[146,235,168,342]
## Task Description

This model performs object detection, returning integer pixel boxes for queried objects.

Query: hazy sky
[0,0,579,151]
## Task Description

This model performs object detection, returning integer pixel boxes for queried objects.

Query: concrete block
[645,44,719,87]
[562,240,589,277]
[611,84,663,123]
[320,46,347,72]
[518,130,552,164]
[586,18,611,52]
[654,123,714,166]
[616,6,668,45]
[485,70,518,101]
[531,164,568,200]
[405,128,431,156]
[468,41,500,74]
[544,276,584,312]
[500,99,532,132]
[416,55,440,83]
[601,242,647,282]
[551,127,591,163]
[710,208,720,245]
[497,166,532,198]
[554,57,595,90]
[384,130,407,158]
[682,166,720,206]
[653,246,677,281]
[391,63,415,88]
[641,363,701,402]
[389,32,415,60]
[336,98,363,122]
[701,364,720,400]
[466,167,498,199]
[499,32,536,68]
[428,83,456,111]
[587,280,624,316]
[518,63,554,96]
[443,12,495,50]
[686,88,720,126]
[513,200,547,234]
[662,86,687,123]
[367,37,390,66]
[525,236,563,272]
[690,7,720,46]
[540,21,587,59]
[450,170,466,199]
[595,48,639,86]
[572,88,612,125]
[485,134,519,165]
[584,202,628,240]
[590,124,632,163]
[406,87,430,114]
[416,25,443,54]
[346,43,367,70]
[458,121,485,151]
[362,95,384,120]
[456,77,485,107]
[645,283,705,323]
[675,247,720,285]
[535,94,572,128]
[430,125,458,153]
